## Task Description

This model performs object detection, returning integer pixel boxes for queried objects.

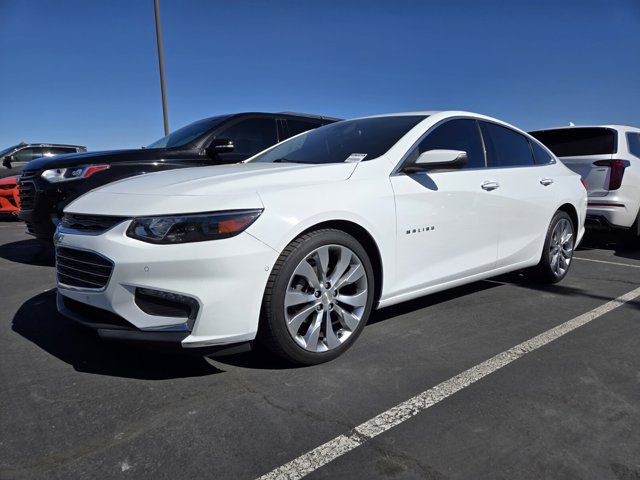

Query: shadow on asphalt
[12,289,222,380]
[0,238,55,267]
[578,230,640,262]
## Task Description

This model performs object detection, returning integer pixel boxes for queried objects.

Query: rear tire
[531,211,575,283]
[258,229,375,366]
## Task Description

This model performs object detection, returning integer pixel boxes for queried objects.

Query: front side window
[252,116,426,164]
[12,147,47,163]
[481,122,534,167]
[214,118,278,156]
[531,140,554,165]
[406,119,485,168]
[529,128,617,157]
[627,132,640,158]
[287,119,321,137]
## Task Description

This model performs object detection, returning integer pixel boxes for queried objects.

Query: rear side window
[47,147,77,156]
[480,122,534,167]
[529,128,617,157]
[408,119,486,168]
[287,119,321,137]
[215,118,278,156]
[530,140,554,165]
[627,132,640,158]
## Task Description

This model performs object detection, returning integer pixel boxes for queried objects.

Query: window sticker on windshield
[345,153,367,163]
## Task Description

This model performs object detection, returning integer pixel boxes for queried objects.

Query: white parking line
[257,286,640,480]
[574,257,640,269]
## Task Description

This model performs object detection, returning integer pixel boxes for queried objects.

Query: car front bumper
[55,221,279,350]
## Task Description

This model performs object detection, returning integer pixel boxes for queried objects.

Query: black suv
[1,143,86,178]
[18,112,339,240]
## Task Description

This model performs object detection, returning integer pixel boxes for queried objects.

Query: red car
[0,175,20,216]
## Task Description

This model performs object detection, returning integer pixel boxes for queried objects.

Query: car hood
[23,148,171,170]
[65,162,358,216]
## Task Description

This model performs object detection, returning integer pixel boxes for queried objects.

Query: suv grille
[62,213,128,233]
[18,177,36,211]
[56,247,114,290]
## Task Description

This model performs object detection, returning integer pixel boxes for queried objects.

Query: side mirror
[403,149,467,173]
[206,139,235,157]
[2,155,13,169]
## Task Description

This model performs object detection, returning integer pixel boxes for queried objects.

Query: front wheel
[532,211,575,283]
[258,229,375,365]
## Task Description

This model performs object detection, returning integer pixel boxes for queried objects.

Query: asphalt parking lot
[1,220,639,480]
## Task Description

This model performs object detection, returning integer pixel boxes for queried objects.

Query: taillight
[593,159,630,190]
[580,178,588,190]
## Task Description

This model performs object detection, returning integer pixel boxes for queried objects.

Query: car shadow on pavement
[12,289,222,380]
[0,239,55,266]
[578,230,640,262]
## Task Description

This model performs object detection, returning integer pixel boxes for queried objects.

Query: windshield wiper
[272,158,303,164]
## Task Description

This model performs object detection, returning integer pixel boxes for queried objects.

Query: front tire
[259,229,375,365]
[532,211,575,283]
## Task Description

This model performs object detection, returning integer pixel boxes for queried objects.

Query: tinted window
[529,128,617,157]
[147,115,230,148]
[47,147,77,156]
[627,132,640,158]
[287,119,321,137]
[481,122,534,167]
[407,119,485,168]
[531,140,554,165]
[215,118,278,156]
[252,116,426,165]
[12,147,47,163]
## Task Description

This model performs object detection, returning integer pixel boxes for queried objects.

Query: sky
[0,0,638,151]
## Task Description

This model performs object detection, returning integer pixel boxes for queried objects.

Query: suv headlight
[126,209,263,244]
[41,164,109,183]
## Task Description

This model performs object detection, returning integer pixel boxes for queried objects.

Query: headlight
[126,209,263,244]
[41,164,109,183]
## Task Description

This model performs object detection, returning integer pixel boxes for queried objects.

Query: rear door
[530,128,617,197]
[480,121,558,267]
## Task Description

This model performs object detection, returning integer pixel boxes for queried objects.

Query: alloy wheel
[549,218,574,277]
[284,244,368,352]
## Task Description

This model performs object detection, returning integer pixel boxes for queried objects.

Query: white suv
[530,125,640,240]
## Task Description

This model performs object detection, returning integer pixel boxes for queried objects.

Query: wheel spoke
[287,303,317,334]
[335,264,364,290]
[316,246,330,282]
[334,304,360,331]
[285,289,315,308]
[295,260,321,289]
[323,310,340,349]
[303,312,322,350]
[336,290,367,308]
[329,247,351,285]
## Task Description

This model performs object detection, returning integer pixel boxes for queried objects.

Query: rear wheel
[532,211,575,283]
[259,229,375,365]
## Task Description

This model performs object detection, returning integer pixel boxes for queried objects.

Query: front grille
[56,247,114,290]
[19,170,38,181]
[18,180,35,211]
[62,213,128,233]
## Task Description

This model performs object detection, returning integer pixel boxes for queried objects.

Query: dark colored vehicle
[1,143,86,178]
[18,112,339,239]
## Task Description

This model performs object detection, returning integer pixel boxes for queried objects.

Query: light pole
[153,0,169,135]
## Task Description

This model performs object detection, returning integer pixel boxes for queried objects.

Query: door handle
[481,181,500,191]
[540,178,554,186]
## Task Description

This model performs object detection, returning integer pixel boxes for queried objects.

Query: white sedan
[55,111,587,364]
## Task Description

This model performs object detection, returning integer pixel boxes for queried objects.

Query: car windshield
[251,116,427,164]
[0,145,20,158]
[147,115,231,149]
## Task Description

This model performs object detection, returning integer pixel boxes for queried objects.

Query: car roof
[196,112,342,123]
[23,143,86,148]
[530,125,640,133]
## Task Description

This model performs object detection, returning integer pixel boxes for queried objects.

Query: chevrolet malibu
[55,111,587,365]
